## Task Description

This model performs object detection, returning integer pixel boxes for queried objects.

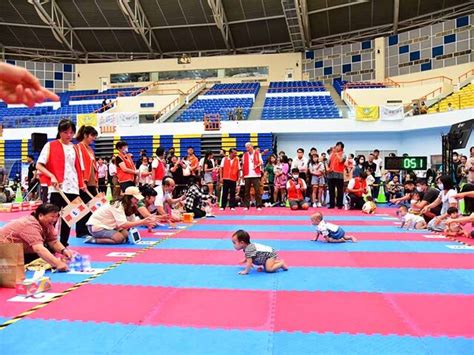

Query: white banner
[380,105,404,121]
[98,112,139,127]
[98,112,117,127]
[116,112,139,127]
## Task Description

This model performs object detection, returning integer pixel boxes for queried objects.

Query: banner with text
[380,105,404,121]
[77,113,98,128]
[355,106,379,121]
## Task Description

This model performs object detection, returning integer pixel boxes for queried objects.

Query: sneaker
[230,208,235,211]
[219,208,224,211]
[84,235,96,244]
[243,207,249,211]
[317,202,322,207]
[257,207,262,211]
[312,203,317,208]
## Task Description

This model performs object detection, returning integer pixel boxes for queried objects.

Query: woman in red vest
[115,141,138,192]
[219,148,240,210]
[36,119,85,246]
[152,147,166,187]
[75,125,99,238]
[327,141,346,209]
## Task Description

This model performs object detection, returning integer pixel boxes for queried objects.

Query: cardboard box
[16,270,52,297]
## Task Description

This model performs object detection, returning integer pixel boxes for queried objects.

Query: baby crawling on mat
[310,212,357,243]
[231,229,288,275]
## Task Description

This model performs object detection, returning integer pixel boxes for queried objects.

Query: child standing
[231,230,288,274]
[397,205,426,230]
[310,212,357,243]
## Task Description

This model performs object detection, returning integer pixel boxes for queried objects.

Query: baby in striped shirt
[231,229,288,275]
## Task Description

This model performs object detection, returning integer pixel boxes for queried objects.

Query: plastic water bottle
[81,255,91,272]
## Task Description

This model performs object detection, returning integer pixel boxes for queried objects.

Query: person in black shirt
[364,153,377,174]
[26,155,38,200]
[414,178,441,222]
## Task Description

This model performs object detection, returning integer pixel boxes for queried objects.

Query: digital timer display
[384,157,427,170]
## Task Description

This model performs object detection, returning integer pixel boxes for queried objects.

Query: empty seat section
[262,81,341,120]
[205,83,260,96]
[176,98,253,122]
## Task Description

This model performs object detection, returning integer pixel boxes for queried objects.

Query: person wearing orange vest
[36,119,85,246]
[187,147,199,176]
[327,141,346,209]
[115,141,138,192]
[242,142,263,210]
[346,171,368,210]
[75,125,99,239]
[152,147,166,187]
[287,168,309,210]
[220,148,240,210]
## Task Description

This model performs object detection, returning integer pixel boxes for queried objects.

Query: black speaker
[31,133,48,153]
[449,119,473,150]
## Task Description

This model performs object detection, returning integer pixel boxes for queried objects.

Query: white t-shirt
[244,152,262,178]
[37,142,81,195]
[86,203,134,231]
[109,163,117,177]
[153,186,165,208]
[199,157,205,169]
[138,164,150,185]
[316,220,339,237]
[439,189,457,214]
[402,213,425,225]
[373,157,383,177]
[292,156,308,173]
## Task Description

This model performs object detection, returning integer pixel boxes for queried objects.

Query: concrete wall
[75,53,302,91]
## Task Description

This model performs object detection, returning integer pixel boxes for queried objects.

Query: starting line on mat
[0,225,188,331]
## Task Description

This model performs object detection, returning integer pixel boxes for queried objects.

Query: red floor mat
[171,230,440,241]
[274,291,474,337]
[130,249,474,269]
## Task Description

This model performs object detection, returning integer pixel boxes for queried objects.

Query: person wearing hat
[84,186,156,244]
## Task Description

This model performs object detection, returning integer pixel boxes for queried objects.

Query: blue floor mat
[0,319,472,355]
[188,224,420,232]
[90,263,474,294]
[153,238,473,253]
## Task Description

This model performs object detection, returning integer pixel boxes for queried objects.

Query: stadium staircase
[248,86,268,121]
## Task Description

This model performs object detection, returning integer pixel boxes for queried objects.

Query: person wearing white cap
[85,186,156,244]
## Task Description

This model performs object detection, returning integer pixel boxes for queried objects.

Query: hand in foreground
[55,260,69,272]
[0,63,59,107]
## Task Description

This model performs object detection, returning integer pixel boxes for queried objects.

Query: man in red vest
[346,171,368,210]
[220,148,240,210]
[327,141,346,209]
[287,168,309,210]
[242,142,263,210]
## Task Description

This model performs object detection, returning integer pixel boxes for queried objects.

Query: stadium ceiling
[0,0,472,63]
